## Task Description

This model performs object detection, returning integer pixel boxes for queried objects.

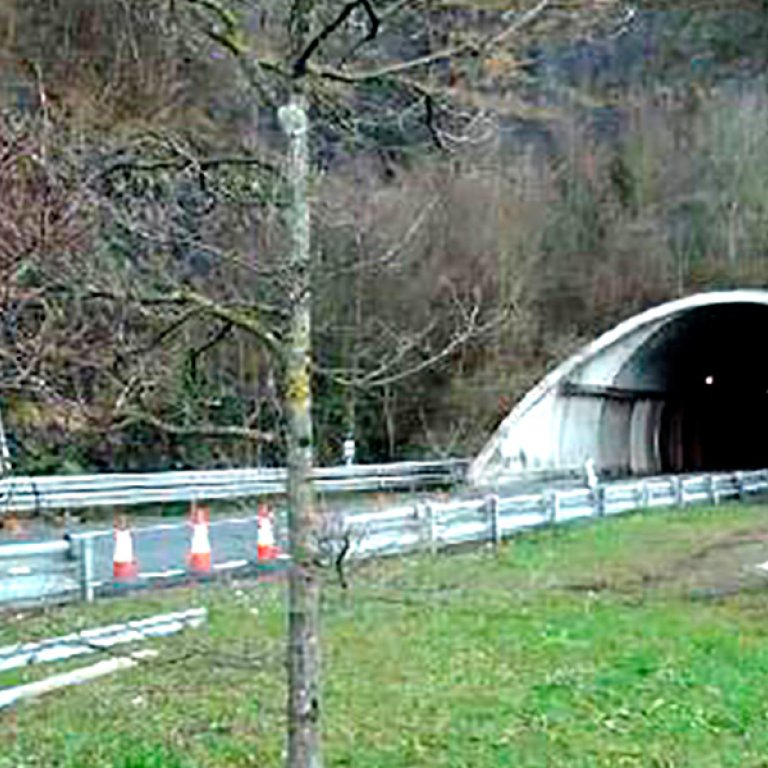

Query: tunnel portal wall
[470,291,768,486]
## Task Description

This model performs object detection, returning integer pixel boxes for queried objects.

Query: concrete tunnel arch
[469,290,768,486]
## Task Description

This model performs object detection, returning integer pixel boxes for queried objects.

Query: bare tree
[0,3,632,767]
[279,99,323,767]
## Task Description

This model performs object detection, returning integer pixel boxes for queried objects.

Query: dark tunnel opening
[619,304,768,473]
[660,389,768,472]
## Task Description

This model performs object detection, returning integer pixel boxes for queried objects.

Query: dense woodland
[1,1,768,474]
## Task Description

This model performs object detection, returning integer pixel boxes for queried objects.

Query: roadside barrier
[0,652,159,710]
[0,460,469,513]
[0,608,206,672]
[0,539,77,604]
[343,469,768,559]
[1,467,768,608]
[0,607,206,710]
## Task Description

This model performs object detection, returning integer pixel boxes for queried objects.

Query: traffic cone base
[188,551,211,572]
[257,543,281,561]
[113,559,138,580]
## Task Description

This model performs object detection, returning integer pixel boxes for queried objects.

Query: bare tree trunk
[279,97,323,768]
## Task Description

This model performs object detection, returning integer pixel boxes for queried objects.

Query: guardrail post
[736,471,746,501]
[674,476,684,507]
[640,480,650,509]
[486,495,500,550]
[594,486,605,517]
[77,535,95,603]
[707,474,717,505]
[543,490,560,524]
[420,502,437,556]
[451,462,466,489]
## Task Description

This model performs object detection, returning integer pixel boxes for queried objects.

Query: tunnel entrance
[623,304,768,474]
[470,292,768,487]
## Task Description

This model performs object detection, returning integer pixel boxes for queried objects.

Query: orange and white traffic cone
[113,515,138,581]
[188,504,212,574]
[257,504,281,561]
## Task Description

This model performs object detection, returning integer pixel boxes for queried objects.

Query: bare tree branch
[319,302,516,389]
[293,0,379,77]
[42,287,287,360]
[126,307,202,357]
[179,289,286,361]
[114,409,276,442]
[307,0,552,84]
[97,153,280,180]
[341,0,424,62]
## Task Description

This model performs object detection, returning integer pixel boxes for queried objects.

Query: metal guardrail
[0,538,81,605]
[344,469,768,559]
[0,460,468,513]
[0,467,766,609]
[0,608,206,674]
[0,608,206,710]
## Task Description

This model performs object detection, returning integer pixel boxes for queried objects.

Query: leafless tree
[0,2,634,767]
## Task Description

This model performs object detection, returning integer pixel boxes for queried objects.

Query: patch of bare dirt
[561,527,768,600]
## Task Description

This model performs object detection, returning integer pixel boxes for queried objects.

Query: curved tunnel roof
[469,290,768,486]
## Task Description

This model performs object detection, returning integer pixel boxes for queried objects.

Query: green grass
[4,503,768,766]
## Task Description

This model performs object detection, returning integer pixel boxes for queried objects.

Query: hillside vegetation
[1,3,768,472]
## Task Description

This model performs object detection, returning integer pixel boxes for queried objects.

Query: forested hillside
[1,1,767,473]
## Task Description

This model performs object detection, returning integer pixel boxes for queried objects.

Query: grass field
[3,502,768,767]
